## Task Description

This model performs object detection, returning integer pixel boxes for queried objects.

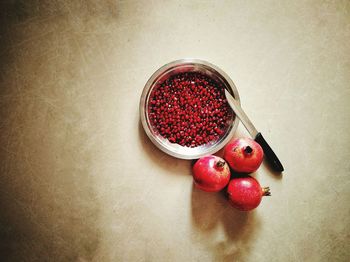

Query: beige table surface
[0,1,349,261]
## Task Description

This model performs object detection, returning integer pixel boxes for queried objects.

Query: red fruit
[224,137,263,173]
[192,155,231,192]
[227,176,270,211]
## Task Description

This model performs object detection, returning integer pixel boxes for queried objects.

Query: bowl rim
[139,58,240,159]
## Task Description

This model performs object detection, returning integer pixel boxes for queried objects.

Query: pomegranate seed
[148,72,233,147]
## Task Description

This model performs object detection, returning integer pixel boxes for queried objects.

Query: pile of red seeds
[148,72,233,148]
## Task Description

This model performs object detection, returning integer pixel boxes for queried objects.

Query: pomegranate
[192,155,231,192]
[227,176,270,211]
[224,137,263,173]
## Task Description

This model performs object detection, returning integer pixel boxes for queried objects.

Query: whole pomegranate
[192,155,231,192]
[227,176,270,211]
[224,137,263,173]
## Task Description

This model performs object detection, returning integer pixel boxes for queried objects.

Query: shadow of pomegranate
[191,184,261,261]
[138,120,191,176]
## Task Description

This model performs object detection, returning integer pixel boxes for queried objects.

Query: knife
[224,89,284,172]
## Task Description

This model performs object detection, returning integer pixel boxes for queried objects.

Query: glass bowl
[139,59,240,159]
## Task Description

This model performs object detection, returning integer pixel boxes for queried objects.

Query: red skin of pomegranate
[192,155,231,192]
[227,176,270,211]
[224,137,264,173]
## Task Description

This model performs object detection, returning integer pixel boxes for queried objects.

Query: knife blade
[224,89,284,172]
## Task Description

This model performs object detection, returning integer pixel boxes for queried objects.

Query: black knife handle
[254,132,284,172]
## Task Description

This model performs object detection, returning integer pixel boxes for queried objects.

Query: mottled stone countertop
[0,1,349,261]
